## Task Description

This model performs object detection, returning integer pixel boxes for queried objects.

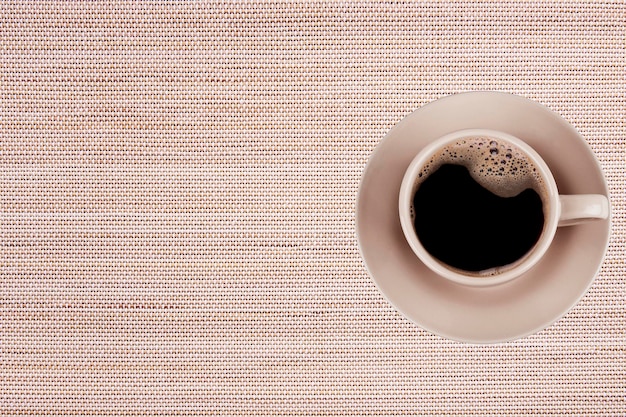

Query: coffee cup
[399,129,609,287]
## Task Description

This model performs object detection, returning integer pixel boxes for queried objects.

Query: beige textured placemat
[1,1,625,415]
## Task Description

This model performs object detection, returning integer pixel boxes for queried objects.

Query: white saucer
[356,92,611,343]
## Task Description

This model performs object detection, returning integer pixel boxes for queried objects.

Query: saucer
[356,92,611,343]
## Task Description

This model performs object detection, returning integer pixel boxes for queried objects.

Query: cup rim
[398,128,561,287]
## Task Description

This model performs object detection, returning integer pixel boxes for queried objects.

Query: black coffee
[411,137,547,274]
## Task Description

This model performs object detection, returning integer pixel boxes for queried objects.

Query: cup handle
[558,194,609,227]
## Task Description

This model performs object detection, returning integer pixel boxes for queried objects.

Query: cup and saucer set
[356,92,610,343]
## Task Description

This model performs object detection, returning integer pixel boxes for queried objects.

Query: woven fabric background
[1,1,625,415]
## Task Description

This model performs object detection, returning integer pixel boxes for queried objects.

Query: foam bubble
[414,136,546,199]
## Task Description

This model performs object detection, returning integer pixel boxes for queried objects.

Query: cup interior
[399,129,560,287]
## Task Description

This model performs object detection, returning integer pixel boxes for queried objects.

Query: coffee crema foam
[410,136,549,221]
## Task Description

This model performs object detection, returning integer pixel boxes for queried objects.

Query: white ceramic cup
[399,129,609,287]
